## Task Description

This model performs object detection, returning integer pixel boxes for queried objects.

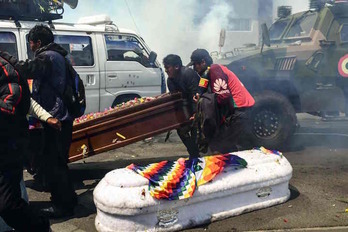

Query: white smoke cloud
[62,0,309,65]
[195,1,234,57]
[122,0,234,65]
[125,0,197,65]
[62,0,234,65]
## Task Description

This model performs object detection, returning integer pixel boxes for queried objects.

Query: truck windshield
[269,19,290,40]
[284,13,317,38]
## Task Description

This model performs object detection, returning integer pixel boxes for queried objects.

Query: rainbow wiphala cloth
[127,154,247,200]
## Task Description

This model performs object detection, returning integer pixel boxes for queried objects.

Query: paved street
[24,113,348,232]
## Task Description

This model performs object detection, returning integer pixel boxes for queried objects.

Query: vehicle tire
[246,91,297,149]
[112,94,139,107]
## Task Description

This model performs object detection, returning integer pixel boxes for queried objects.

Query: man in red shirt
[188,49,255,153]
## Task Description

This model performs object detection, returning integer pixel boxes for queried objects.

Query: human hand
[193,93,200,103]
[190,113,196,121]
[46,117,61,131]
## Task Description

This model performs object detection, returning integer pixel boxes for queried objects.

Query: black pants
[41,120,77,209]
[25,128,45,174]
[177,124,200,159]
[0,167,49,232]
[209,108,250,153]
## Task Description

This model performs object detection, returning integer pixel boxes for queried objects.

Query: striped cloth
[127,154,247,200]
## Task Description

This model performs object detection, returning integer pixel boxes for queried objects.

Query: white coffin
[93,149,293,232]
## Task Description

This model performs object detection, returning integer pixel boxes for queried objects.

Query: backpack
[196,92,220,140]
[63,59,86,118]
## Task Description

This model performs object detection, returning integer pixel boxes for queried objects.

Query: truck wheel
[247,91,297,149]
[112,94,139,107]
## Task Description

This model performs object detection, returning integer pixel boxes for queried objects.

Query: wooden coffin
[69,93,190,162]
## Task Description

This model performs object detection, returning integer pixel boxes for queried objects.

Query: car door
[302,20,348,113]
[103,33,161,108]
[54,33,100,114]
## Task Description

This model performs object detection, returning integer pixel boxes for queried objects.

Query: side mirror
[149,51,157,66]
[261,23,271,47]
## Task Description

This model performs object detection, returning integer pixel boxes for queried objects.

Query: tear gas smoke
[62,0,234,65]
[124,0,234,66]
[62,0,309,66]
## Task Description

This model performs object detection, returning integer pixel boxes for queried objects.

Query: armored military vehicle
[215,0,348,149]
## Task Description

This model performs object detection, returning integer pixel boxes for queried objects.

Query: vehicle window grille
[274,56,297,71]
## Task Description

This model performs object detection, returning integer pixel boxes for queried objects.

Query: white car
[0,14,166,114]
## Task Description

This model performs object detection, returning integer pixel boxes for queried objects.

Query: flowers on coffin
[73,96,156,125]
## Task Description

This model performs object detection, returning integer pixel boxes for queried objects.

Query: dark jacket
[167,66,200,115]
[0,51,30,168]
[16,43,71,121]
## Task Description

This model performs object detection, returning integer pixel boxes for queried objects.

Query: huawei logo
[214,79,227,92]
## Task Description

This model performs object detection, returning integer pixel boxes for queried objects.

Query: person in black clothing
[0,51,50,231]
[163,54,201,159]
[15,24,77,218]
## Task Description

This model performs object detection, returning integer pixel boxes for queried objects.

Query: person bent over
[163,54,201,159]
[188,49,255,153]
